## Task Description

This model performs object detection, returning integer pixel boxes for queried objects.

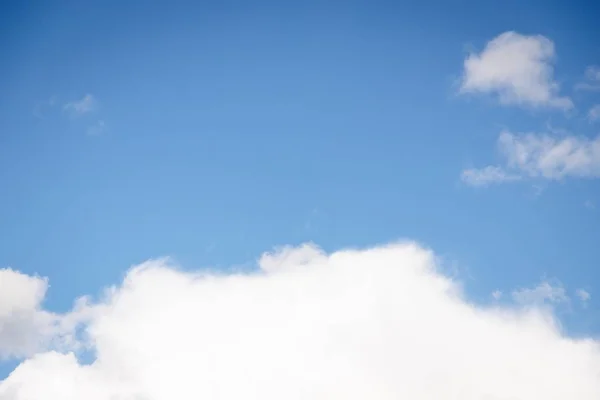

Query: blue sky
[1,1,600,393]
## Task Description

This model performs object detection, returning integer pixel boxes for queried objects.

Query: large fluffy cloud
[462,130,600,185]
[1,242,599,399]
[460,31,572,109]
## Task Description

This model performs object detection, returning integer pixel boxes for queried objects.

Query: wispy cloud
[588,104,600,122]
[575,289,591,309]
[576,288,591,304]
[52,94,108,135]
[460,165,521,187]
[586,66,600,81]
[460,31,572,110]
[32,96,59,118]
[575,66,600,91]
[63,94,97,116]
[584,200,595,210]
[462,130,600,186]
[511,281,569,306]
[303,208,322,231]
[86,120,106,136]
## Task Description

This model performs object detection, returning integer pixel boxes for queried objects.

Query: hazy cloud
[576,288,591,304]
[86,120,106,136]
[460,165,521,186]
[511,281,569,306]
[64,94,97,115]
[575,66,600,91]
[588,104,600,121]
[32,96,59,118]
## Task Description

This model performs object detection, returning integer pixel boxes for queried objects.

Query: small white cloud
[64,94,97,115]
[460,31,572,109]
[463,130,600,185]
[491,290,503,300]
[588,104,600,122]
[461,165,521,186]
[512,281,569,306]
[576,288,591,303]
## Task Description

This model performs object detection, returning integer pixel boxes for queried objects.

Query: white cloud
[1,242,600,399]
[460,165,521,186]
[64,94,97,115]
[511,281,569,306]
[460,31,573,109]
[576,288,591,303]
[491,290,502,300]
[462,130,600,185]
[588,104,600,121]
